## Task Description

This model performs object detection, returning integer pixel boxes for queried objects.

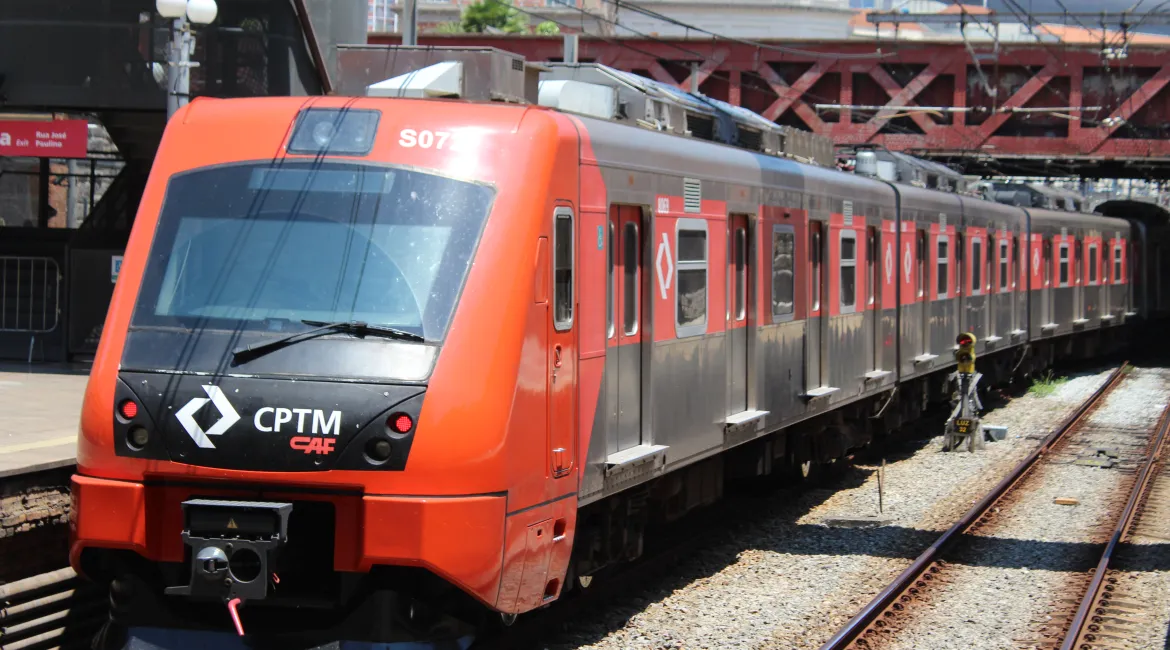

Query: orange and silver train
[70,56,1156,646]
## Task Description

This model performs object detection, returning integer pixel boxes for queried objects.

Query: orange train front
[70,51,1142,647]
[71,93,589,645]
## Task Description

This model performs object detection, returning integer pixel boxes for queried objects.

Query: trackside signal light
[956,334,974,347]
[388,413,413,435]
[120,400,139,420]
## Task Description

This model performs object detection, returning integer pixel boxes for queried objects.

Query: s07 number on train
[398,128,478,151]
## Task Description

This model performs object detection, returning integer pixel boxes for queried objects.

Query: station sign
[0,119,88,159]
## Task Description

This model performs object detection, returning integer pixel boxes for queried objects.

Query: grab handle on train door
[554,345,563,368]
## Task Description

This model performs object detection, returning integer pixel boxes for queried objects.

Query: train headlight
[366,438,392,463]
[127,426,150,450]
[287,108,381,156]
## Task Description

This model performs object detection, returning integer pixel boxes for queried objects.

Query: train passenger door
[550,207,577,478]
[867,226,881,372]
[1074,238,1084,320]
[805,221,827,393]
[727,214,751,416]
[987,234,998,337]
[917,229,929,355]
[1043,238,1054,325]
[607,206,643,455]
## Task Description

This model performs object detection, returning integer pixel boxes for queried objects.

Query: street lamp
[157,0,219,118]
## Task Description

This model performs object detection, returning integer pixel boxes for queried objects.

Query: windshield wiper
[231,320,424,364]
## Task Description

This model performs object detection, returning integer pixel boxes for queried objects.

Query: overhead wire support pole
[402,0,418,46]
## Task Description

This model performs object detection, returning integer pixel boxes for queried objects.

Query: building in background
[366,0,1170,45]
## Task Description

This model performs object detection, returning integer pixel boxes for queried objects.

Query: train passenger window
[811,226,822,313]
[867,227,879,307]
[1114,244,1123,283]
[1075,240,1083,284]
[1012,237,1020,289]
[987,236,995,293]
[624,222,639,335]
[840,230,857,313]
[956,233,965,295]
[554,209,574,330]
[972,238,982,295]
[1044,240,1053,287]
[937,237,949,298]
[916,230,926,299]
[1059,242,1069,286]
[999,240,1009,291]
[734,228,747,321]
[676,221,708,336]
[771,227,795,318]
[1089,244,1098,285]
[607,222,614,339]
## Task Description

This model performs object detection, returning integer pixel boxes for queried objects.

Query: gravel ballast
[870,366,1170,650]
[544,366,1122,650]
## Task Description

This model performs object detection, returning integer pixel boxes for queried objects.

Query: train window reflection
[972,238,983,295]
[554,210,574,330]
[1059,243,1070,286]
[624,222,639,335]
[1089,244,1098,285]
[677,224,708,335]
[840,230,857,313]
[937,238,949,298]
[136,161,494,342]
[771,227,794,318]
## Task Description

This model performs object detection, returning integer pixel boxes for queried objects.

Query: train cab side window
[971,237,983,295]
[1114,244,1123,283]
[999,239,1009,291]
[1089,244,1098,285]
[771,226,795,319]
[554,209,574,330]
[1059,242,1069,286]
[840,230,857,313]
[607,222,614,339]
[624,222,640,334]
[676,221,708,336]
[937,237,949,298]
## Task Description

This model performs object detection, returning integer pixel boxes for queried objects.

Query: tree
[460,0,528,33]
[534,21,560,34]
[433,21,465,33]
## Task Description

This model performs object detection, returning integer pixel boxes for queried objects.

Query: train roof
[1027,207,1131,233]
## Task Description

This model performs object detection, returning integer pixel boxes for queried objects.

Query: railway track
[818,362,1170,650]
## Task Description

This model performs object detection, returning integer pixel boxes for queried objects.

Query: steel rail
[1059,395,1170,650]
[817,362,1130,650]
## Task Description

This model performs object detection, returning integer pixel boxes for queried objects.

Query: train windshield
[130,161,494,343]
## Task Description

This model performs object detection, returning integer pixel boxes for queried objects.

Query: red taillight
[120,400,139,419]
[389,413,413,434]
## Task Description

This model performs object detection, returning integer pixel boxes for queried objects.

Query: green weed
[1028,370,1068,398]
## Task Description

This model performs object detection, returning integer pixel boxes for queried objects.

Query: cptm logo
[174,386,342,455]
[176,386,240,449]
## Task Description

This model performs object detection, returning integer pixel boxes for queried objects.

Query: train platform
[0,362,90,478]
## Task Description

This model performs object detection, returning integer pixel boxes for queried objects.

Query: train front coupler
[164,499,293,634]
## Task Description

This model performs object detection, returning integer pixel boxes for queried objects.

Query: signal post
[944,333,984,452]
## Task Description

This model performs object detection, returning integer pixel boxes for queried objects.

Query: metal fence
[0,257,61,334]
